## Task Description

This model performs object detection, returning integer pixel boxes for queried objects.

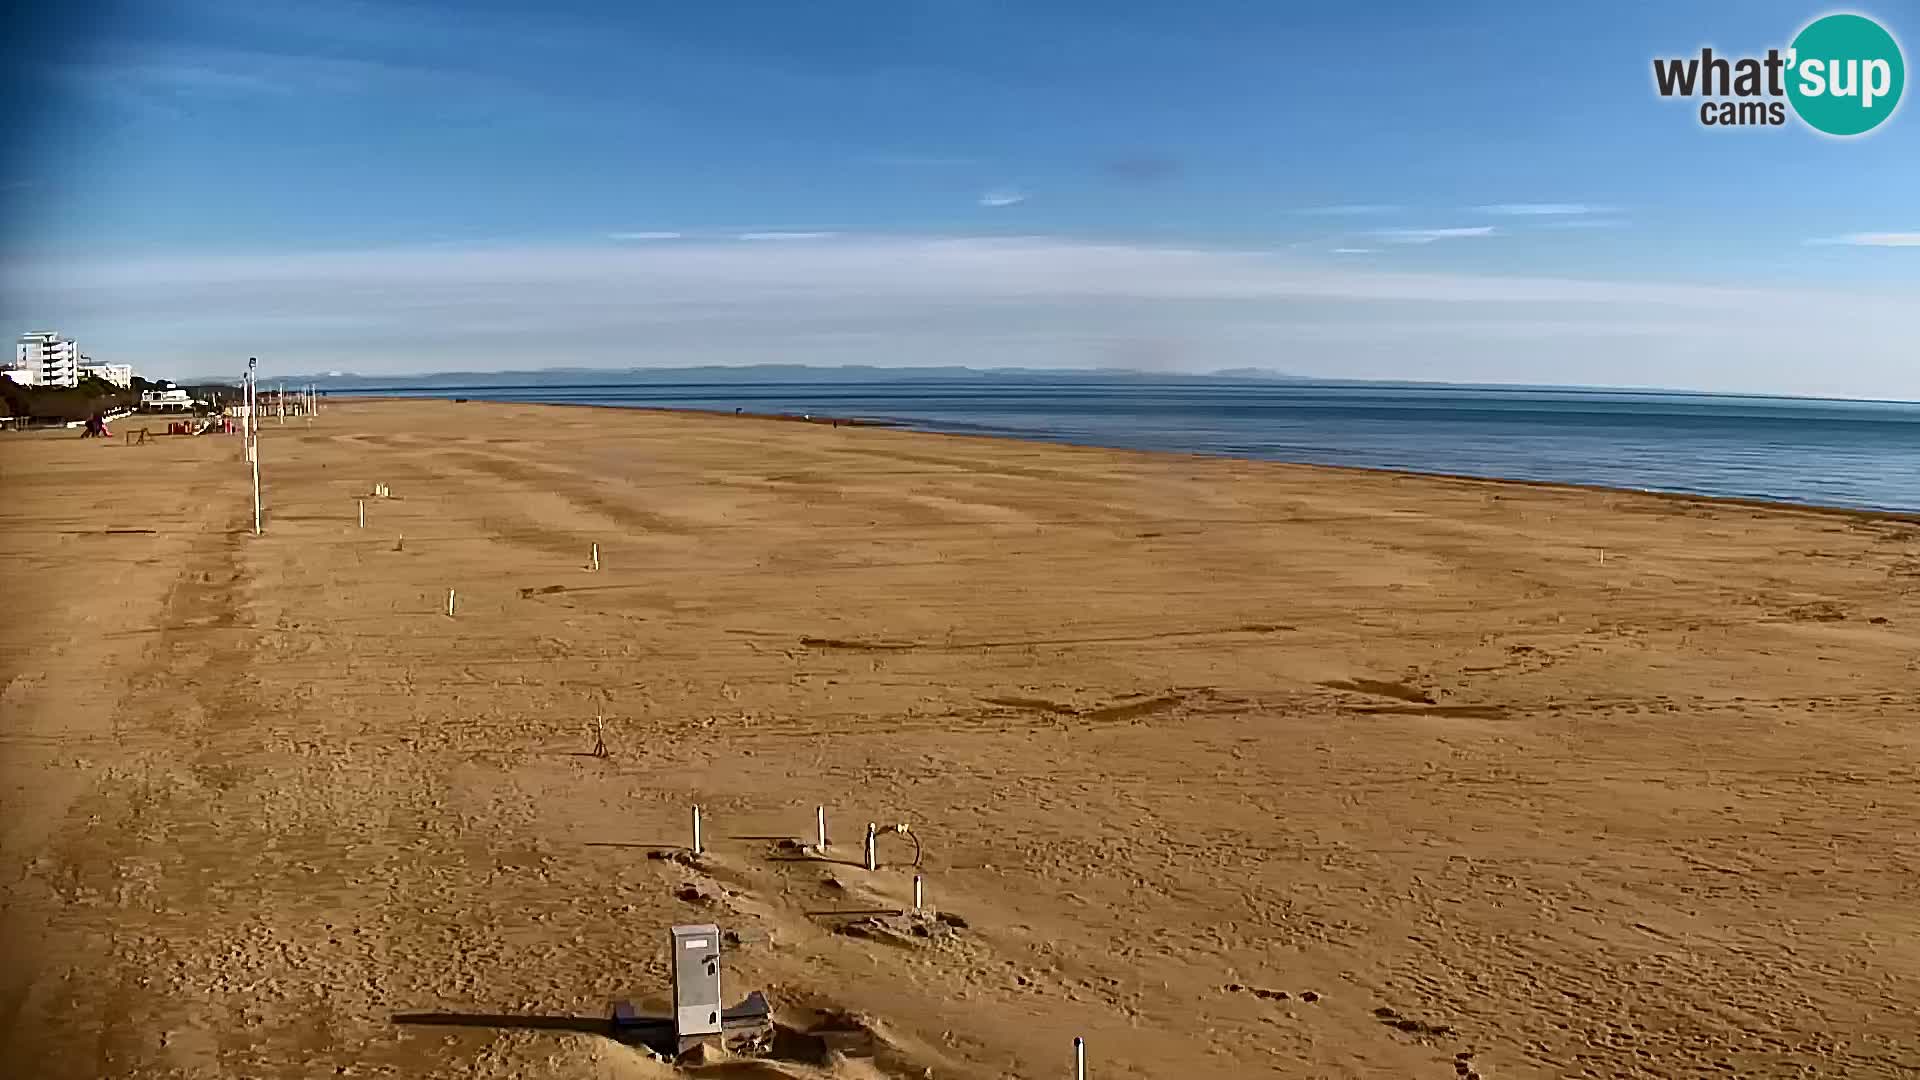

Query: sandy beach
[2,398,1917,1079]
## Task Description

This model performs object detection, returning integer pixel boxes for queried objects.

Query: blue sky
[1,0,1916,395]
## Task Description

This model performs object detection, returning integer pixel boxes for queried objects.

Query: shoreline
[338,394,1920,524]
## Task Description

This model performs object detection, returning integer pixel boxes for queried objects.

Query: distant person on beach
[81,412,110,438]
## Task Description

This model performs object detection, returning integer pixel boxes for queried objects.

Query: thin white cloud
[1374,226,1498,245]
[59,42,610,121]
[1293,204,1402,216]
[1812,232,1920,247]
[1331,247,1376,254]
[1476,203,1609,216]
[979,188,1028,208]
[1539,218,1628,230]
[607,231,682,241]
[735,231,839,241]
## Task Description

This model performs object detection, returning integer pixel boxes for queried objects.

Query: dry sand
[2,399,1917,1079]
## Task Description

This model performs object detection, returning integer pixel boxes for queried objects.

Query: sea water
[348,377,1920,514]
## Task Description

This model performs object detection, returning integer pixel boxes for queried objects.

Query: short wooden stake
[446,589,456,617]
[913,874,924,912]
[590,542,600,572]
[864,822,877,871]
[692,805,703,855]
[816,805,828,850]
[358,499,365,528]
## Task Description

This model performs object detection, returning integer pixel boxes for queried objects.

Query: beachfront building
[79,361,134,387]
[15,331,81,388]
[140,387,196,411]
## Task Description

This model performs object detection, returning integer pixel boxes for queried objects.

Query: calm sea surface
[348,379,1920,514]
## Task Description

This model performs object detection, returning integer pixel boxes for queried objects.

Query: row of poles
[688,805,925,909]
[683,802,1090,1074]
[240,382,1090,1074]
[239,358,324,537]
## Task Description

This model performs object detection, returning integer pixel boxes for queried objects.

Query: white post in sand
[247,361,262,536]
[446,589,456,617]
[816,805,828,850]
[358,499,365,528]
[913,874,924,912]
[590,542,600,572]
[864,822,877,871]
[691,805,703,855]
[1074,1036,1086,1079]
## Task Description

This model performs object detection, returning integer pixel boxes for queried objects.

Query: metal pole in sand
[691,805,703,855]
[913,874,924,912]
[590,542,599,572]
[816,805,827,850]
[446,589,456,617]
[247,362,262,536]
[1074,1036,1086,1079]
[864,822,877,871]
[358,499,365,528]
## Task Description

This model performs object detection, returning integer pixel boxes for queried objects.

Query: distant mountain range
[199,364,1312,388]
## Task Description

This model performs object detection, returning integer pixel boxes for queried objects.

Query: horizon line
[172,364,1920,408]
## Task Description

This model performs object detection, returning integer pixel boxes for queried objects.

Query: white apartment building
[15,331,81,388]
[80,361,134,387]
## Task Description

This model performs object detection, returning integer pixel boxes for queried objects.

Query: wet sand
[2,398,1917,1079]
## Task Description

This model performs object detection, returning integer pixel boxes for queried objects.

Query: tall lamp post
[247,357,262,536]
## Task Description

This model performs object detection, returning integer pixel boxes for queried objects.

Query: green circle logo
[1787,13,1905,136]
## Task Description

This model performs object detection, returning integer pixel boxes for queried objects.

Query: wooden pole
[691,805,703,855]
[864,822,877,871]
[816,805,827,850]
[446,589,456,617]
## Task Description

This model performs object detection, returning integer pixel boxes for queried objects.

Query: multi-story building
[79,361,134,387]
[15,331,80,388]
